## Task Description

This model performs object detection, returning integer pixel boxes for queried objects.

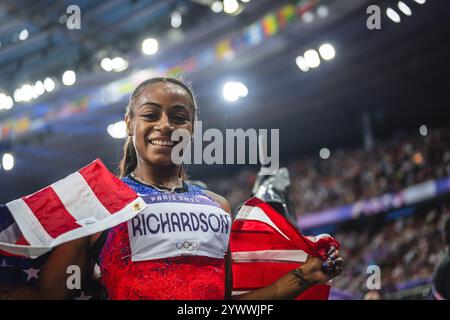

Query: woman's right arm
[0,236,92,300]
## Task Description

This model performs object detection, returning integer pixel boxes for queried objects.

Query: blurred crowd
[206,127,450,216]
[204,127,450,299]
[332,202,450,298]
[289,128,450,215]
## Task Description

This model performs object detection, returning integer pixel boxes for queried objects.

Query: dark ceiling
[1,0,449,202]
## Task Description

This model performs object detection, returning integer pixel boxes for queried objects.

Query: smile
[149,140,175,147]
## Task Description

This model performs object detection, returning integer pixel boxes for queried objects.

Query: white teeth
[150,140,174,146]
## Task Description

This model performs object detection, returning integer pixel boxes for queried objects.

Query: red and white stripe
[231,197,337,300]
[0,159,146,258]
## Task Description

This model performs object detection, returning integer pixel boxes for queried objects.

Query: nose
[154,113,174,134]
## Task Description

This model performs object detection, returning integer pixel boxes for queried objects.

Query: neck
[133,160,182,189]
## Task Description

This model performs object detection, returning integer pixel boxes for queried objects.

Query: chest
[127,193,231,261]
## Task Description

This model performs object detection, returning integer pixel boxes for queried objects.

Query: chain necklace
[130,172,184,193]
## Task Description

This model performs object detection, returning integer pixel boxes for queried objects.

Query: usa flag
[231,197,339,300]
[0,158,146,258]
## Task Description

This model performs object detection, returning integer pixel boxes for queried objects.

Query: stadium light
[22,84,34,101]
[295,56,310,72]
[319,43,336,61]
[43,77,55,92]
[413,0,426,4]
[13,88,22,102]
[33,80,45,98]
[319,148,331,160]
[0,93,12,109]
[111,57,128,72]
[19,29,29,41]
[15,84,33,102]
[101,57,128,72]
[419,125,428,136]
[223,0,239,15]
[107,121,127,139]
[223,81,248,102]
[386,8,401,23]
[171,11,182,28]
[142,38,159,55]
[100,57,113,72]
[62,70,76,86]
[304,49,321,68]
[211,1,223,13]
[2,153,14,171]
[0,93,14,110]
[398,1,412,16]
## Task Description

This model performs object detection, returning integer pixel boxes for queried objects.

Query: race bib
[128,193,231,262]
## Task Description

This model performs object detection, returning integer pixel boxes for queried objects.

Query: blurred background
[1,0,449,299]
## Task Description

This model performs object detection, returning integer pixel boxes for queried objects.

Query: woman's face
[127,82,195,167]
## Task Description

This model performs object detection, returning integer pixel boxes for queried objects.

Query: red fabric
[232,221,300,251]
[79,159,138,214]
[99,222,226,300]
[22,186,80,239]
[231,197,339,300]
[15,236,29,246]
[0,236,29,257]
[0,158,142,258]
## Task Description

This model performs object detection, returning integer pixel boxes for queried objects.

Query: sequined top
[98,176,228,300]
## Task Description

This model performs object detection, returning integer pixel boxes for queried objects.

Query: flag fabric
[0,249,98,300]
[0,158,146,258]
[244,22,264,47]
[230,197,339,299]
[215,39,234,61]
[262,14,279,37]
[278,4,297,28]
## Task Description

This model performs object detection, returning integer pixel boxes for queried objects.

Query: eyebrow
[139,102,162,109]
[139,102,192,111]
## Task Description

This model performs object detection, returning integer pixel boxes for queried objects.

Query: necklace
[130,172,184,193]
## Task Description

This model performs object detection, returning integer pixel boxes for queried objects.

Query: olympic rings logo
[175,240,199,251]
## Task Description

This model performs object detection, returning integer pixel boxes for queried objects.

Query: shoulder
[203,190,232,215]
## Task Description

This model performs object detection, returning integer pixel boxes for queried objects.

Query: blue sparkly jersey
[121,176,207,197]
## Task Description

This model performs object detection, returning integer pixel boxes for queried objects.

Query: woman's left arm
[204,191,343,300]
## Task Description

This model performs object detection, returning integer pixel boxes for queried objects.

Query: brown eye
[142,113,159,121]
[173,114,189,123]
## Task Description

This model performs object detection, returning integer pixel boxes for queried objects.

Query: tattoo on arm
[291,268,314,290]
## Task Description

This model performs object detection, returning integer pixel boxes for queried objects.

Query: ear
[125,115,134,136]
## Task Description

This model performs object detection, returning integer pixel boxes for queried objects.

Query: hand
[298,246,344,285]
